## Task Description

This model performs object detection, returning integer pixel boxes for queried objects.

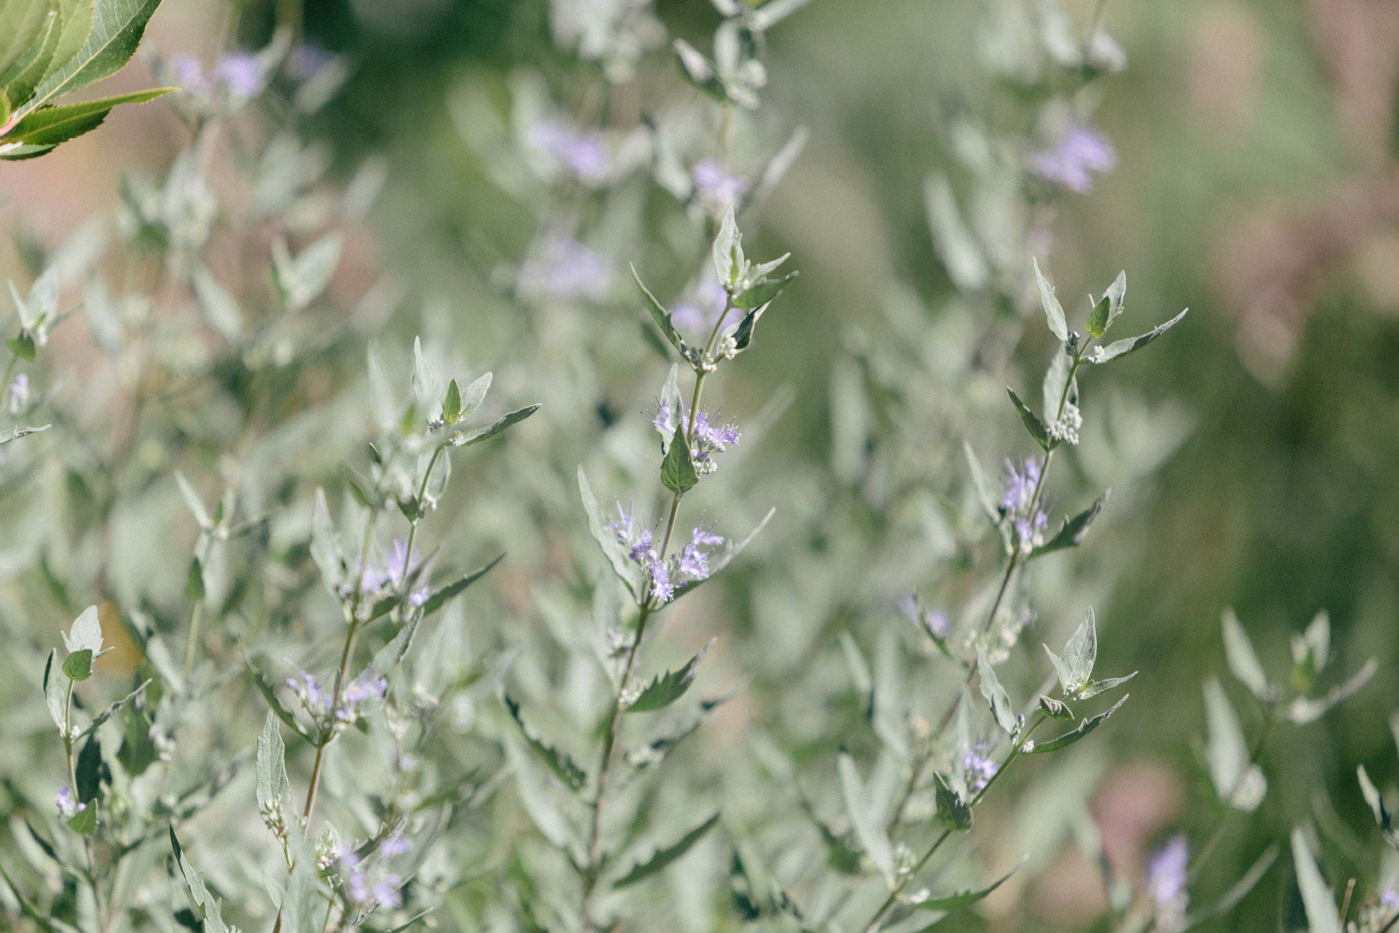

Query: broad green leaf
[6,9,59,110]
[1027,694,1128,754]
[935,771,972,831]
[0,87,169,146]
[66,803,96,834]
[578,467,640,596]
[1086,294,1110,340]
[1221,609,1271,701]
[1285,658,1377,724]
[712,206,742,287]
[626,639,713,713]
[632,264,688,357]
[734,271,798,309]
[27,0,162,114]
[1033,258,1069,343]
[504,695,586,791]
[1204,678,1266,811]
[1007,386,1052,450]
[839,752,893,881]
[169,828,230,933]
[0,1,56,84]
[1030,491,1109,559]
[62,647,92,680]
[448,404,540,447]
[613,813,720,888]
[661,422,699,493]
[1290,829,1340,933]
[914,858,1025,910]
[74,734,101,802]
[977,646,1016,735]
[443,379,461,424]
[1090,309,1187,363]
[1087,271,1126,338]
[418,553,504,617]
[43,0,96,88]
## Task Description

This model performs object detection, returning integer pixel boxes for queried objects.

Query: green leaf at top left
[0,87,170,149]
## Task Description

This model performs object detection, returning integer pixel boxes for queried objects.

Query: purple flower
[56,785,84,818]
[286,44,333,81]
[650,399,675,436]
[678,522,723,582]
[1030,124,1116,194]
[373,875,402,909]
[692,159,748,208]
[1146,834,1189,911]
[670,275,730,333]
[170,56,209,94]
[8,373,28,413]
[649,559,674,603]
[285,665,331,717]
[347,865,371,904]
[962,747,997,792]
[528,121,610,183]
[380,835,411,859]
[1001,457,1040,512]
[217,53,264,99]
[519,233,610,301]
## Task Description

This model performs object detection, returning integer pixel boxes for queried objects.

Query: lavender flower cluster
[610,503,724,604]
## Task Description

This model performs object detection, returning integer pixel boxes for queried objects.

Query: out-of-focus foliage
[2,0,1399,932]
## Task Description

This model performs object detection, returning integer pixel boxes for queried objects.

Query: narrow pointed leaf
[977,646,1016,735]
[1027,694,1128,754]
[914,858,1025,910]
[734,271,798,309]
[1091,309,1187,363]
[839,753,893,881]
[626,639,714,713]
[632,265,688,357]
[419,553,504,617]
[449,404,540,447]
[1008,387,1052,449]
[504,695,586,791]
[1030,491,1109,559]
[1221,609,1271,701]
[1291,829,1340,933]
[1033,258,1069,343]
[613,813,720,888]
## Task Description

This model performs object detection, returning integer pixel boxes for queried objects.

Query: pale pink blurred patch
[1188,3,1263,135]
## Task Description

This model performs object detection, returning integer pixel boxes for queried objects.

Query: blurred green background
[5,0,1399,928]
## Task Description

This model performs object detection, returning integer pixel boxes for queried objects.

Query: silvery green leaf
[935,771,972,831]
[418,553,504,617]
[657,364,681,450]
[626,639,713,713]
[976,646,1016,735]
[1075,672,1136,700]
[367,343,398,433]
[256,711,290,821]
[749,0,811,30]
[752,126,808,204]
[272,232,341,312]
[1042,347,1073,422]
[734,271,798,309]
[457,371,491,423]
[1090,309,1187,363]
[1030,492,1109,559]
[1099,271,1126,334]
[1045,609,1095,695]
[174,472,211,530]
[43,650,66,731]
[504,694,586,791]
[839,631,873,702]
[1027,694,1128,754]
[613,813,720,888]
[411,336,439,412]
[310,488,345,594]
[749,253,790,280]
[1204,678,1266,811]
[77,679,149,739]
[448,404,540,447]
[633,265,689,358]
[1290,828,1340,933]
[169,828,230,933]
[1221,609,1271,701]
[712,206,742,288]
[913,857,1025,910]
[421,444,450,503]
[578,467,640,597]
[1291,610,1330,689]
[18,266,57,330]
[838,752,893,882]
[1285,658,1377,724]
[62,604,103,655]
[246,655,320,745]
[190,266,242,345]
[661,422,699,493]
[1032,258,1069,343]
[1008,386,1052,450]
[674,39,726,101]
[1357,764,1391,833]
[962,441,1001,526]
[924,174,988,292]
[0,424,49,445]
[506,743,575,853]
[280,823,319,933]
[1182,845,1278,928]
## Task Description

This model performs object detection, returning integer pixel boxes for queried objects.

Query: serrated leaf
[419,553,504,617]
[1008,386,1052,449]
[504,695,586,791]
[1033,258,1069,343]
[578,468,640,596]
[661,422,699,493]
[613,813,720,888]
[62,647,92,680]
[632,265,688,358]
[626,639,713,713]
[1291,829,1340,933]
[1027,694,1128,754]
[1285,658,1377,724]
[26,0,162,115]
[734,271,797,309]
[1221,609,1271,701]
[0,88,169,147]
[1091,309,1187,363]
[976,646,1016,735]
[1204,678,1265,811]
[935,771,973,831]
[914,857,1024,910]
[170,828,230,933]
[838,752,893,881]
[1030,491,1109,559]
[448,404,540,447]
